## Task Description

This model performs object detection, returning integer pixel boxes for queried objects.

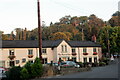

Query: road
[49,59,119,79]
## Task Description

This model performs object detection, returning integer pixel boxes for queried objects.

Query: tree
[51,32,68,40]
[108,11,120,27]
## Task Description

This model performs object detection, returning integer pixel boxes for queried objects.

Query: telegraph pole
[37,0,42,60]
[107,29,110,58]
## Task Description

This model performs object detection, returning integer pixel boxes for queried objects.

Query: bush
[78,62,84,68]
[6,66,22,80]
[31,58,43,78]
[99,62,106,66]
[24,62,32,78]
[92,62,99,67]
[20,68,29,80]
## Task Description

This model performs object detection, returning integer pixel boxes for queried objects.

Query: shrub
[99,62,106,66]
[20,68,29,80]
[6,66,22,80]
[24,62,32,78]
[31,57,43,78]
[78,62,84,68]
[92,62,99,67]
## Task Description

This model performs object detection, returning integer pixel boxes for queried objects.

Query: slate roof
[0,40,101,48]
[67,41,101,47]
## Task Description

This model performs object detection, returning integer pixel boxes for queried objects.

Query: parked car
[0,67,7,79]
[46,63,58,66]
[0,67,7,74]
[61,61,80,68]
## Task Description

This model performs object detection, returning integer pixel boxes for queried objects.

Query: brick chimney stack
[92,35,96,42]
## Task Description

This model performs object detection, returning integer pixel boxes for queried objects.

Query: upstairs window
[61,45,64,52]
[61,45,67,52]
[72,48,76,53]
[9,50,14,55]
[28,49,33,55]
[93,48,96,52]
[65,45,67,52]
[42,49,47,54]
[83,48,87,53]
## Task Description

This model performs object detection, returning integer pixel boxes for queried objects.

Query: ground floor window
[89,57,92,63]
[94,57,97,63]
[0,61,5,67]
[72,57,76,62]
[9,61,15,67]
[29,60,34,64]
[16,60,20,64]
[83,57,87,63]
[42,58,47,64]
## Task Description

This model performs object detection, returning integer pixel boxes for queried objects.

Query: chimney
[92,35,96,42]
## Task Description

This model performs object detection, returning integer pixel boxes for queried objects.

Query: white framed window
[83,57,87,63]
[93,48,96,52]
[72,48,76,53]
[9,49,14,55]
[22,58,26,63]
[42,48,47,54]
[28,49,33,55]
[16,60,20,64]
[29,60,34,64]
[83,48,87,53]
[65,45,67,52]
[61,45,64,52]
[42,58,47,64]
[61,45,67,52]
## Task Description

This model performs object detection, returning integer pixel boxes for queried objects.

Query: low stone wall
[41,65,91,78]
[60,67,91,75]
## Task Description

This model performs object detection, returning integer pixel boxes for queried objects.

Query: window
[83,57,87,63]
[94,57,97,63]
[65,45,67,52]
[28,49,33,55]
[9,50,14,55]
[0,61,5,67]
[29,60,34,64]
[72,48,76,53]
[61,45,64,52]
[89,58,92,63]
[16,60,20,64]
[61,45,67,52]
[9,61,15,67]
[42,49,47,54]
[83,48,87,53]
[72,57,76,62]
[93,48,96,52]
[22,58,26,63]
[42,58,47,64]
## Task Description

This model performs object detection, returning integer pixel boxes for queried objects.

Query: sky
[0,0,119,34]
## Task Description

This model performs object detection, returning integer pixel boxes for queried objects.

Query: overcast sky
[0,0,119,34]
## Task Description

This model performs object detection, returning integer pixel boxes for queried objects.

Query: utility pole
[107,29,110,58]
[37,0,42,60]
